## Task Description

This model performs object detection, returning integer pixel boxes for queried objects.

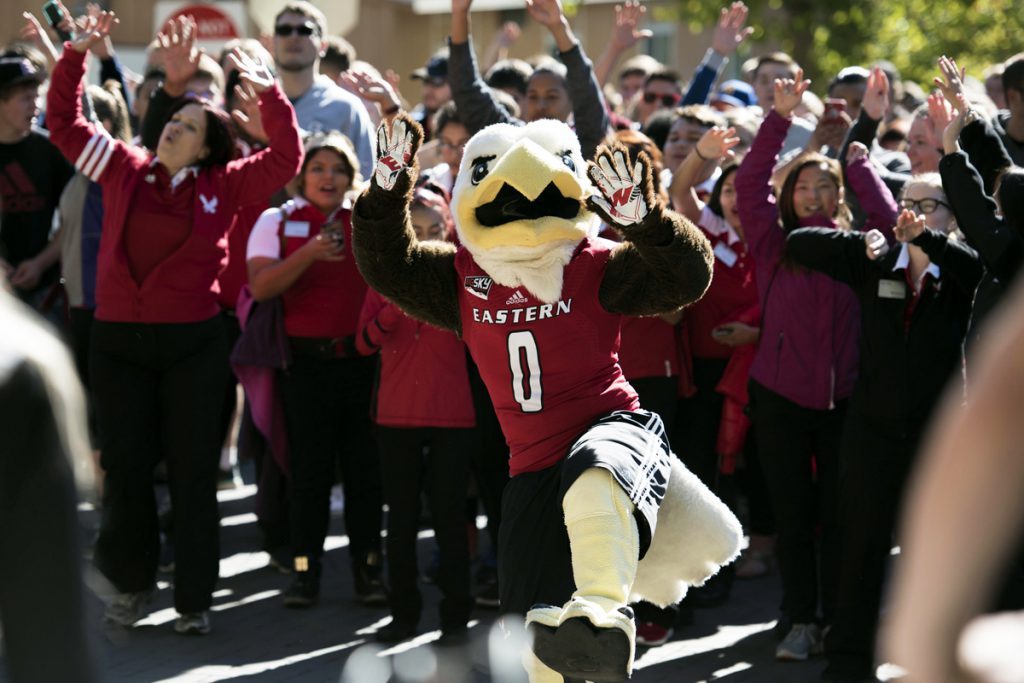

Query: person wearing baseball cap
[0,49,74,321]
[711,79,757,111]
[410,49,451,141]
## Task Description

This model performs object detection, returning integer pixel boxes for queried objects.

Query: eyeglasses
[642,92,681,107]
[439,139,467,151]
[274,23,317,37]
[900,198,951,214]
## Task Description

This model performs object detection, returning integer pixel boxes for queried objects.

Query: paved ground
[1,476,888,683]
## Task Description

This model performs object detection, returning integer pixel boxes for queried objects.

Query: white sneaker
[104,588,155,627]
[775,622,822,661]
[174,611,211,635]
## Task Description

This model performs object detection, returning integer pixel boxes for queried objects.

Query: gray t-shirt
[290,76,376,178]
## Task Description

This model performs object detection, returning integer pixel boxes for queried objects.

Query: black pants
[674,358,729,490]
[217,310,242,451]
[825,412,919,674]
[467,358,509,550]
[91,316,228,613]
[377,426,474,629]
[749,380,845,625]
[280,350,382,567]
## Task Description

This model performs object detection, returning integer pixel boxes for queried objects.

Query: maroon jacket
[735,110,896,409]
[46,47,303,323]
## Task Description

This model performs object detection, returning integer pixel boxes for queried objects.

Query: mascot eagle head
[451,119,599,304]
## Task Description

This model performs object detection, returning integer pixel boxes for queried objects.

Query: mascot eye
[561,153,576,172]
[471,160,490,185]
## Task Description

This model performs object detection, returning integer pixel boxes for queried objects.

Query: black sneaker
[353,552,388,606]
[375,619,418,643]
[436,626,470,648]
[282,570,320,608]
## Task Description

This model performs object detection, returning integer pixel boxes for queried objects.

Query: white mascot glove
[374,117,414,191]
[588,149,650,228]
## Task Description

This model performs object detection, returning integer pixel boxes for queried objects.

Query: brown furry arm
[351,114,462,334]
[590,144,714,316]
[600,206,713,316]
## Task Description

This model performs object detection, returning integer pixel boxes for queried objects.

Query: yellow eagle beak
[456,138,591,251]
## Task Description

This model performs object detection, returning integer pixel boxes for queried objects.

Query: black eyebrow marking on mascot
[352,112,741,682]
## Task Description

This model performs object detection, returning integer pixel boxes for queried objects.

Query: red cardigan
[46,47,303,323]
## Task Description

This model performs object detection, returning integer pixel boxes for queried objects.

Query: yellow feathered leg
[527,467,639,681]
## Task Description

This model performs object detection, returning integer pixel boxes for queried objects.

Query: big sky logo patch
[464,275,493,300]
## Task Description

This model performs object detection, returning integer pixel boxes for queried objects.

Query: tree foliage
[666,0,1023,90]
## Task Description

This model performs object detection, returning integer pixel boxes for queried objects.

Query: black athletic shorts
[497,409,672,616]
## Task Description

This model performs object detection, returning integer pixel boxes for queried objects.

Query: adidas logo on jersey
[505,290,529,306]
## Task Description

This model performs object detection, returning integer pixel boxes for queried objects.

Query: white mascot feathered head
[450,119,600,304]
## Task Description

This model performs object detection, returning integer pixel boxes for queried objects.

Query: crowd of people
[1,0,1022,681]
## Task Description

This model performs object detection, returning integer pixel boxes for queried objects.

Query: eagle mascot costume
[353,113,742,683]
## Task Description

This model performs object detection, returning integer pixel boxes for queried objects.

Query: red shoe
[635,621,673,647]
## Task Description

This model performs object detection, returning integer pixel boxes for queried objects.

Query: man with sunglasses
[272,1,374,175]
[633,70,682,126]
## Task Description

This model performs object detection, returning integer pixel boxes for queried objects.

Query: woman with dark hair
[45,11,303,635]
[246,132,386,609]
[734,69,895,661]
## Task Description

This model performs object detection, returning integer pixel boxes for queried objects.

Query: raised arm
[845,142,899,237]
[46,13,143,187]
[934,55,1014,194]
[221,48,303,207]
[527,0,610,159]
[352,115,462,333]
[591,145,714,316]
[939,149,1023,284]
[669,126,738,223]
[681,2,753,106]
[592,1,651,87]
[735,70,811,265]
[448,0,518,135]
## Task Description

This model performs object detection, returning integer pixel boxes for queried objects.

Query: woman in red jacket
[246,133,385,610]
[356,186,476,645]
[45,13,303,636]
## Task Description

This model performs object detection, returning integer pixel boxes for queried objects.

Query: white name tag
[714,241,738,268]
[284,220,310,238]
[878,279,907,300]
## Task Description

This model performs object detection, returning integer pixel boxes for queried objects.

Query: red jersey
[455,237,639,476]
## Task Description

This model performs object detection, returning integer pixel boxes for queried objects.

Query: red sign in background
[166,4,240,40]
